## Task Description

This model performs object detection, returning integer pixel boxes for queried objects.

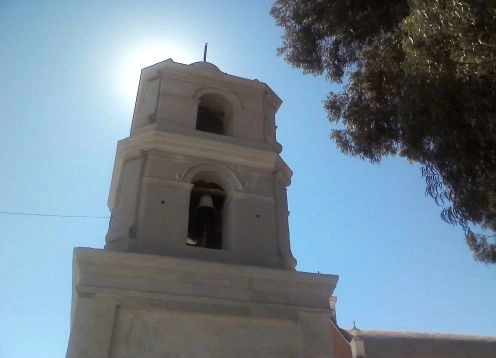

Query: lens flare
[118,41,196,103]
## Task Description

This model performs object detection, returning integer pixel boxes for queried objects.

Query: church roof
[344,329,496,358]
[331,321,353,358]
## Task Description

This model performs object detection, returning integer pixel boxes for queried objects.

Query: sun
[118,41,196,103]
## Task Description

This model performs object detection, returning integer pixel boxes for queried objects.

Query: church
[66,59,496,357]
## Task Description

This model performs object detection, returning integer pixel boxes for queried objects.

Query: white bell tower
[67,60,338,358]
[105,59,296,269]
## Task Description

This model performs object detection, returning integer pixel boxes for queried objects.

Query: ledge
[72,247,338,311]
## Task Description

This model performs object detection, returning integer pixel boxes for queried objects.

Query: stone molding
[72,247,338,311]
[108,131,292,209]
[68,247,338,358]
[142,177,194,190]
[176,161,246,191]
[192,86,243,110]
[139,60,282,112]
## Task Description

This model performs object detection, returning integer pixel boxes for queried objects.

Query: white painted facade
[105,60,296,270]
[66,60,338,357]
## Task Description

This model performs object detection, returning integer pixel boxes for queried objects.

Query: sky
[0,1,495,357]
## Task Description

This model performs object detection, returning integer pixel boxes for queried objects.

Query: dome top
[189,61,221,72]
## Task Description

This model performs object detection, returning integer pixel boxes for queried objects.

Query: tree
[271,0,496,263]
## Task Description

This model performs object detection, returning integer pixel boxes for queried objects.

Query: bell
[196,194,215,211]
[186,237,198,246]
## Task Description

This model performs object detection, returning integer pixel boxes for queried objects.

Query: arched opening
[195,93,232,135]
[187,180,225,249]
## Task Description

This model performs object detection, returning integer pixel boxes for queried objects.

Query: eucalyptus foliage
[272,0,496,263]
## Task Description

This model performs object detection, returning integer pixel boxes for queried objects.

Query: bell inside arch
[187,185,223,249]
[196,194,215,212]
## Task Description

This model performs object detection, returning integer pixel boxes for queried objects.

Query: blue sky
[1,1,495,357]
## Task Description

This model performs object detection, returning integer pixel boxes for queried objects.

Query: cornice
[75,247,339,293]
[107,131,292,209]
[140,60,282,110]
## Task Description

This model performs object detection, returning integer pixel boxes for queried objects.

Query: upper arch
[177,162,246,192]
[192,87,243,110]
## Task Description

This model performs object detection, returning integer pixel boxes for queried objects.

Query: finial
[203,42,208,62]
[351,320,361,337]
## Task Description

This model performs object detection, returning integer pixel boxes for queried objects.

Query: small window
[187,181,224,249]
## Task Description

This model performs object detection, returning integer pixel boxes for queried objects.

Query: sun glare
[118,42,196,103]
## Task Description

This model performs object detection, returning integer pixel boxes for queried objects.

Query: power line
[0,211,109,219]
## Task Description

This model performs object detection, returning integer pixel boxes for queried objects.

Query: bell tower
[67,60,338,358]
[105,59,295,269]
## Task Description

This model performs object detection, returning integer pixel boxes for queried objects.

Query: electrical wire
[0,211,109,219]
